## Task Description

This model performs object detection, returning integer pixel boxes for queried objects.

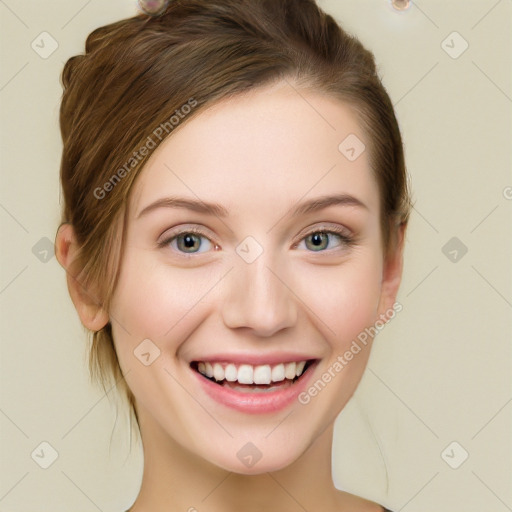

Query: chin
[209,450,300,476]
[195,432,313,476]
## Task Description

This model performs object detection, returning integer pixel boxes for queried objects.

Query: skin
[56,80,405,512]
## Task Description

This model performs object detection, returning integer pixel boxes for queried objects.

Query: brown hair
[58,0,412,427]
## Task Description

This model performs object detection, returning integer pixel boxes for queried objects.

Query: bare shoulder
[334,489,389,512]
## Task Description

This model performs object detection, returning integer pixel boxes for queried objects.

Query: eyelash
[158,225,355,257]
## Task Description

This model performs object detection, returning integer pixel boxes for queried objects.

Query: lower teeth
[220,379,295,393]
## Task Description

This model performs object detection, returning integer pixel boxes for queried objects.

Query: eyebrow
[136,193,368,220]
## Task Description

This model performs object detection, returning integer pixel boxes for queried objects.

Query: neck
[128,405,341,512]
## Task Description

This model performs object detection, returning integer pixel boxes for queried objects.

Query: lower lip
[191,363,317,414]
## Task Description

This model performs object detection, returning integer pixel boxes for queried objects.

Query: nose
[221,254,298,337]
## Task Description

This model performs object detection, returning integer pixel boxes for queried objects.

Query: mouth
[190,359,317,408]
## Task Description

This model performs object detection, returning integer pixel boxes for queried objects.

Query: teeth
[195,360,310,385]
[253,365,271,385]
[284,362,296,380]
[238,365,253,384]
[295,361,306,376]
[205,362,214,378]
[271,363,285,382]
[224,364,238,382]
[213,363,224,381]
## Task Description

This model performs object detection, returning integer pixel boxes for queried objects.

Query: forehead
[129,81,379,218]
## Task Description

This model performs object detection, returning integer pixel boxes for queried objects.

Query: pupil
[308,232,327,250]
[180,234,199,251]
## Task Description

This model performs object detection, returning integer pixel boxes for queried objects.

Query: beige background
[1,0,511,510]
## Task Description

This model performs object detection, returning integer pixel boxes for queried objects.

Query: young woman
[55,1,411,510]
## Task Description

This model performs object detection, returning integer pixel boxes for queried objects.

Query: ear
[55,223,109,331]
[376,222,406,318]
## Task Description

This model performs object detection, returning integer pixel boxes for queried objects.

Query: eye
[159,228,216,255]
[158,225,353,256]
[296,228,353,252]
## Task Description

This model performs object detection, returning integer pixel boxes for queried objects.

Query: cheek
[293,252,383,423]
[109,249,219,352]
[293,249,383,347]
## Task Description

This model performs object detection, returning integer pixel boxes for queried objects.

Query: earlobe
[55,223,110,331]
[376,222,406,318]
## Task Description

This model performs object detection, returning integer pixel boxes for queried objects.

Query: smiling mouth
[190,360,316,393]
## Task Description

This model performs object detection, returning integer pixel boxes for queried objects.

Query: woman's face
[109,81,401,474]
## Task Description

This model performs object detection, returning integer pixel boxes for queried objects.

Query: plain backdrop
[0,1,511,511]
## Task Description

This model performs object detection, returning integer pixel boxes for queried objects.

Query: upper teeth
[196,361,308,385]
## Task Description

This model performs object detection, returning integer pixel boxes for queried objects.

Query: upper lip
[189,353,319,366]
